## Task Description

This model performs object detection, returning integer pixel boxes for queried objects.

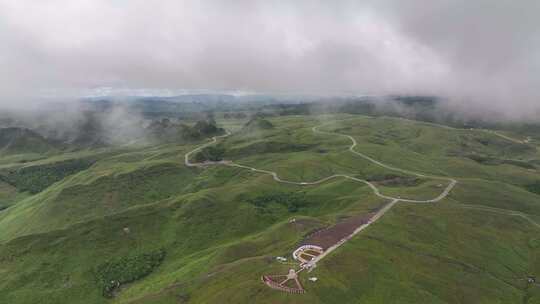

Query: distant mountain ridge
[0,127,59,155]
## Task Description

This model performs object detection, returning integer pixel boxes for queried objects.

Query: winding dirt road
[186,122,456,203]
[184,121,458,267]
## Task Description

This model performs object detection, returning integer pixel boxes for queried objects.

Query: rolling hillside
[0,114,539,304]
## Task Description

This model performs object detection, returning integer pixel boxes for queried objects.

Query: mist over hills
[1,94,538,153]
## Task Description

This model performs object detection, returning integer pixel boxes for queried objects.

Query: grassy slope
[186,202,536,304]
[0,181,30,210]
[0,168,380,303]
[0,114,539,304]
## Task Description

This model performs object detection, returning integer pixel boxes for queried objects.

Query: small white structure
[276,256,287,262]
[293,244,324,265]
[308,277,318,282]
[292,245,323,260]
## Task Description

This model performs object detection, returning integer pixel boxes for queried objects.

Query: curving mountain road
[184,131,232,168]
[186,122,456,204]
[184,121,458,267]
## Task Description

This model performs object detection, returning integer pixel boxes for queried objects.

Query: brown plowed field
[302,213,374,249]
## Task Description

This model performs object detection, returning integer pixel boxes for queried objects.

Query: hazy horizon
[1,1,539,119]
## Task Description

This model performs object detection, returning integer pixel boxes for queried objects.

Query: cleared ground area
[301,212,375,250]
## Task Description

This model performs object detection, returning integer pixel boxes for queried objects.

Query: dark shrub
[94,249,166,298]
[0,158,95,194]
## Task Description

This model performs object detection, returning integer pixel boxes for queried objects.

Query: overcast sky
[1,0,539,118]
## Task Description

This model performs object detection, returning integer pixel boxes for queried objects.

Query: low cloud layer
[1,0,539,118]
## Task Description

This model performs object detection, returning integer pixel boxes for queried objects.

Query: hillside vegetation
[0,158,96,194]
[0,114,539,304]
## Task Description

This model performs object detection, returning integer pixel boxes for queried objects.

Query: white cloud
[0,0,538,118]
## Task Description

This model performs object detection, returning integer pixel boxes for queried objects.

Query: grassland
[0,114,539,304]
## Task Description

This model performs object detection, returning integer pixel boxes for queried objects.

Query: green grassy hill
[0,114,539,304]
